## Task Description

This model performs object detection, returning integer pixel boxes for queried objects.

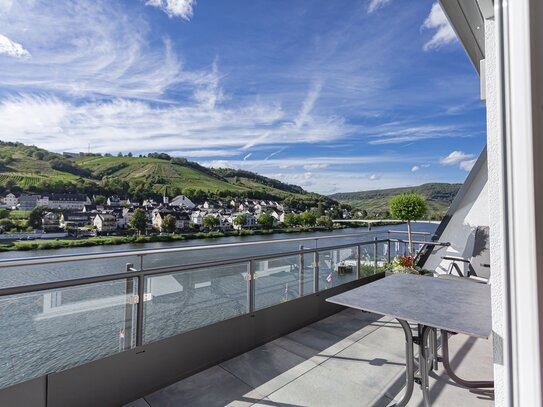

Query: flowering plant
[391,254,418,274]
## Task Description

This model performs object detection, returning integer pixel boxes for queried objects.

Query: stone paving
[126,308,494,407]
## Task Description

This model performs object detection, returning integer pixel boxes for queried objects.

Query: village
[0,192,354,238]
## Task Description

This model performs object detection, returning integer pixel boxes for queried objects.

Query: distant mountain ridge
[0,141,333,208]
[329,183,462,217]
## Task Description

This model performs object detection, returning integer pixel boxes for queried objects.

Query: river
[0,223,437,389]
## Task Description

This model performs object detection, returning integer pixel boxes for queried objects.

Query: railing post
[387,239,392,264]
[124,263,136,350]
[299,245,304,297]
[373,237,378,273]
[247,260,255,313]
[136,274,145,347]
[357,245,362,279]
[313,251,319,293]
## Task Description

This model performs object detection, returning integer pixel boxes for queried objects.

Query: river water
[0,224,436,389]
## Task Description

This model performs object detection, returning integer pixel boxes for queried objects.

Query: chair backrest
[470,226,491,279]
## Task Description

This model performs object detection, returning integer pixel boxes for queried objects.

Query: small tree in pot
[389,193,427,255]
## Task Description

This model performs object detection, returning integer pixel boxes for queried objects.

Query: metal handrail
[0,231,388,268]
[0,238,448,298]
[0,239,388,297]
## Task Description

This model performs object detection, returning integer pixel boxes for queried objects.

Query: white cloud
[264,149,284,161]
[146,0,196,21]
[303,163,329,171]
[422,2,457,51]
[411,163,430,172]
[459,159,477,171]
[304,163,328,171]
[204,160,234,169]
[369,174,380,181]
[294,81,322,129]
[200,154,411,172]
[368,125,457,145]
[167,149,239,158]
[0,34,30,58]
[439,151,474,166]
[367,0,392,14]
[0,94,349,154]
[0,1,199,101]
[268,170,447,195]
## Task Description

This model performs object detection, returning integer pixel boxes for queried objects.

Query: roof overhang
[439,0,493,74]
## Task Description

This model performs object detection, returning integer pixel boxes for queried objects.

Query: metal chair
[439,226,490,284]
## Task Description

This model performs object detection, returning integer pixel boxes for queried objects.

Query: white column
[484,16,510,406]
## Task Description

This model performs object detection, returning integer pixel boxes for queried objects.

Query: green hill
[329,183,462,217]
[0,141,332,207]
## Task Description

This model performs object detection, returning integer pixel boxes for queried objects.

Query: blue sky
[0,0,486,194]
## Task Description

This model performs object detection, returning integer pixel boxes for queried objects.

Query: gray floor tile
[145,365,265,407]
[266,363,391,407]
[220,342,318,397]
[283,325,355,356]
[124,399,151,407]
[319,340,405,393]
[309,311,388,341]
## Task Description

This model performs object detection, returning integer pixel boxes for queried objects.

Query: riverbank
[0,225,337,252]
[0,220,412,252]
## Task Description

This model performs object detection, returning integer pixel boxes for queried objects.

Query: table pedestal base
[390,321,493,407]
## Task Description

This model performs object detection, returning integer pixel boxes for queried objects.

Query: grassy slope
[0,142,317,199]
[329,183,462,214]
[74,155,244,193]
[0,144,81,187]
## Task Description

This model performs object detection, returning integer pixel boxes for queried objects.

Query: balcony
[125,309,493,407]
[0,231,488,407]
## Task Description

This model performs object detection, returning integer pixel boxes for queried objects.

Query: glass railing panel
[317,246,358,290]
[143,262,248,344]
[0,278,137,390]
[302,252,315,294]
[359,243,379,277]
[0,255,142,290]
[254,254,312,310]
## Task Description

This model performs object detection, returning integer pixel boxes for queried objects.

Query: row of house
[2,192,351,234]
[1,193,92,210]
[33,195,279,234]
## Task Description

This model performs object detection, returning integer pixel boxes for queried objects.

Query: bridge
[331,219,440,230]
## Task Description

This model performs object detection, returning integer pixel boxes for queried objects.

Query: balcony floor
[126,309,494,407]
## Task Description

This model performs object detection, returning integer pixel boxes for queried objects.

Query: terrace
[125,309,493,407]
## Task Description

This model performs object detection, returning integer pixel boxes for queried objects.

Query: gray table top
[327,273,492,338]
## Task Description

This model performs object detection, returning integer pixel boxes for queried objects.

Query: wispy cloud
[367,0,392,14]
[146,0,196,21]
[243,153,252,161]
[422,2,457,51]
[294,81,322,129]
[411,163,430,172]
[264,149,284,161]
[368,124,458,145]
[439,150,474,165]
[0,34,30,58]
[459,158,477,171]
[167,149,240,158]
[369,173,381,181]
[304,163,329,171]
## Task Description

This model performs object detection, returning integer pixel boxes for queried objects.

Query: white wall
[484,17,509,406]
[424,158,489,275]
